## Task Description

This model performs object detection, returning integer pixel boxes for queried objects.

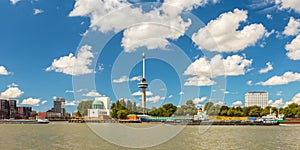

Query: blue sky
[1,0,300,113]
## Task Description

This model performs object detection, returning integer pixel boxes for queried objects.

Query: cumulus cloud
[276,91,283,96]
[132,91,153,96]
[192,97,207,104]
[289,93,300,105]
[46,45,94,76]
[257,72,300,86]
[168,95,173,98]
[65,89,86,93]
[10,0,20,5]
[69,0,219,52]
[65,100,77,106]
[285,35,300,60]
[41,100,47,105]
[232,101,242,106]
[8,83,19,87]
[21,98,40,106]
[259,62,273,74]
[275,0,300,13]
[112,75,142,83]
[33,9,44,15]
[184,54,252,86]
[192,9,266,52]
[83,90,101,97]
[184,75,216,86]
[247,80,253,86]
[266,14,272,20]
[270,98,284,107]
[179,91,184,95]
[0,66,11,75]
[0,87,24,99]
[147,96,165,103]
[283,17,300,36]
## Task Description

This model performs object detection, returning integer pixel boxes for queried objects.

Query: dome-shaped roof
[92,100,104,109]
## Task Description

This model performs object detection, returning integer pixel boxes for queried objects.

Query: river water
[0,122,299,150]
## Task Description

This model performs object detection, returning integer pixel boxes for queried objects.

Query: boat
[0,119,50,124]
[279,117,300,126]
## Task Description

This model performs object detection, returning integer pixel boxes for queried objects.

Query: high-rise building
[9,100,17,118]
[53,98,66,117]
[0,100,9,119]
[17,106,32,119]
[245,92,268,108]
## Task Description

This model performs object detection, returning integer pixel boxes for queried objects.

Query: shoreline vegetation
[76,99,300,120]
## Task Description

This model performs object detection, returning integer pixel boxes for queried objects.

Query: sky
[0,0,300,113]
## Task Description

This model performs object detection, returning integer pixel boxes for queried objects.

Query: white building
[245,92,268,108]
[88,97,111,118]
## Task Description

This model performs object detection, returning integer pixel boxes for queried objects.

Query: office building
[245,92,268,108]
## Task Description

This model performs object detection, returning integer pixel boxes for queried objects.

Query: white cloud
[132,91,153,96]
[21,98,40,106]
[192,9,266,52]
[69,0,219,52]
[193,97,207,104]
[266,14,272,20]
[270,99,283,107]
[276,91,283,96]
[184,54,252,86]
[275,0,300,13]
[65,89,86,93]
[285,35,300,60]
[8,83,19,88]
[0,66,11,75]
[10,0,20,5]
[268,100,273,105]
[247,80,253,86]
[83,90,101,97]
[147,96,165,103]
[168,95,173,98]
[65,100,77,106]
[0,87,24,99]
[283,17,300,36]
[179,91,184,95]
[46,45,94,76]
[33,9,44,15]
[259,62,273,74]
[184,54,252,77]
[98,64,104,72]
[113,75,142,83]
[184,75,216,86]
[41,100,47,105]
[284,93,300,107]
[257,72,300,86]
[232,101,242,106]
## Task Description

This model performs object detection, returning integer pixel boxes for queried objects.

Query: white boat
[37,119,50,124]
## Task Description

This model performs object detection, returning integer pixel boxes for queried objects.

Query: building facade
[46,97,66,119]
[0,99,32,119]
[88,97,111,119]
[245,92,268,108]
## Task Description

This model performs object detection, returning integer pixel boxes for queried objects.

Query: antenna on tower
[142,52,146,79]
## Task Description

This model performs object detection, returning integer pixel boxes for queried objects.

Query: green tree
[126,100,132,111]
[117,110,131,119]
[77,100,93,116]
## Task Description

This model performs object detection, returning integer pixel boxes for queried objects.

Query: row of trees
[204,102,300,118]
[77,99,300,118]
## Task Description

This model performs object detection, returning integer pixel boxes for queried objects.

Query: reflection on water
[0,122,300,150]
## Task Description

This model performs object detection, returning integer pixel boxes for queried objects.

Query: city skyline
[0,0,300,113]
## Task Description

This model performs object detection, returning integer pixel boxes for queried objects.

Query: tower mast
[138,52,148,114]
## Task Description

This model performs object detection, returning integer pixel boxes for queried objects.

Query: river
[0,122,299,150]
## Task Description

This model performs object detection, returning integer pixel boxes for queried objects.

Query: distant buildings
[88,97,111,119]
[245,92,268,108]
[0,99,32,119]
[46,97,66,119]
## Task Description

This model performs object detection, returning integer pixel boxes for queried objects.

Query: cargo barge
[0,119,49,124]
